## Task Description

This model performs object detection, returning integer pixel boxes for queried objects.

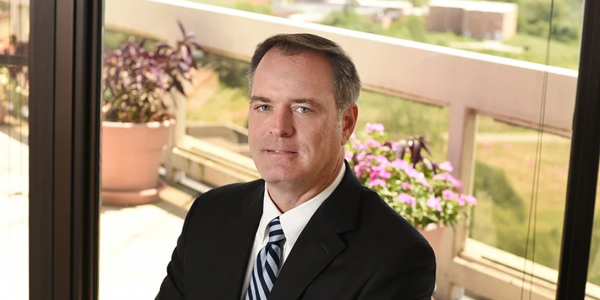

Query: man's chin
[261,171,302,185]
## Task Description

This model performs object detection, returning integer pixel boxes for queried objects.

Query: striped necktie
[245,217,286,300]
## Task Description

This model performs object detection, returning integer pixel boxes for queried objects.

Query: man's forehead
[258,47,332,71]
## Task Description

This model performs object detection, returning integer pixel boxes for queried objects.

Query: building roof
[429,0,517,13]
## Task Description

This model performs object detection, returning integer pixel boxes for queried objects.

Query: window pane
[355,90,449,160]
[587,182,600,294]
[1,0,30,299]
[470,116,570,271]
[99,28,201,299]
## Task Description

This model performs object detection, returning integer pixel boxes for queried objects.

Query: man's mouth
[266,150,297,154]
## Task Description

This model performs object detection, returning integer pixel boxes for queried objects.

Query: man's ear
[341,104,358,145]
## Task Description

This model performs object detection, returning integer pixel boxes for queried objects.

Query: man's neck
[267,159,344,213]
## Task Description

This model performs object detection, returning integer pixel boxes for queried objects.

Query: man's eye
[257,105,270,111]
[296,107,310,113]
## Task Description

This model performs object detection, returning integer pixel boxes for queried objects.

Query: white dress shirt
[240,163,346,299]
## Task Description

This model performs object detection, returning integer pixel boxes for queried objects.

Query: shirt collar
[260,162,346,248]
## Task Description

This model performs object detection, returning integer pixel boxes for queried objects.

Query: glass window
[1,0,30,299]
[470,116,570,272]
[587,182,600,294]
[354,90,449,159]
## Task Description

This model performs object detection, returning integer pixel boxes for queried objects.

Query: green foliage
[233,1,274,15]
[321,9,384,35]
[589,218,600,285]
[517,0,581,44]
[408,0,429,7]
[320,3,582,69]
[385,15,428,43]
[473,161,525,216]
[470,161,562,269]
[199,53,251,94]
[186,84,250,127]
[355,90,449,159]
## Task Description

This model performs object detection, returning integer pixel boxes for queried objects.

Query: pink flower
[345,151,354,160]
[461,194,477,205]
[401,182,412,190]
[397,193,416,205]
[392,159,409,171]
[427,196,443,211]
[391,142,399,152]
[374,155,391,166]
[353,161,371,177]
[356,152,366,161]
[364,139,382,148]
[442,189,455,200]
[366,123,385,134]
[370,165,391,180]
[438,161,454,172]
[433,173,446,181]
[416,173,432,190]
[405,167,421,179]
[456,196,466,206]
[433,172,463,191]
[368,178,387,188]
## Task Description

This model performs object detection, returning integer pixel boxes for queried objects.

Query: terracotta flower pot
[101,120,174,205]
[417,224,449,256]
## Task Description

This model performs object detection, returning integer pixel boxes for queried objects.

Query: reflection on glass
[470,116,570,272]
[1,0,30,299]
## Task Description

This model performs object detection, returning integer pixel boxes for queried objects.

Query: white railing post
[435,104,477,300]
[164,91,187,183]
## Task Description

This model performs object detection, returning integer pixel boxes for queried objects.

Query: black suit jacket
[156,162,436,300]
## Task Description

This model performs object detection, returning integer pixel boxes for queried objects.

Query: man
[156,33,436,300]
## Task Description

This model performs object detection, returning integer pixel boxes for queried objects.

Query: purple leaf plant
[102,21,205,123]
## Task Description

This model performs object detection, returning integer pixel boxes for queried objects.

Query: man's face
[248,49,356,186]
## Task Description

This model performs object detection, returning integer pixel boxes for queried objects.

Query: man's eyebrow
[250,96,271,103]
[290,98,323,109]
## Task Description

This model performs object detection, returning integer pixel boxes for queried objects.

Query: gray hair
[248,33,361,115]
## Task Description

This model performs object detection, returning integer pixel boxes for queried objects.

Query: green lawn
[480,34,581,70]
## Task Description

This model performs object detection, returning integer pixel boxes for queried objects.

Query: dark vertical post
[28,0,57,297]
[29,0,103,298]
[556,0,600,299]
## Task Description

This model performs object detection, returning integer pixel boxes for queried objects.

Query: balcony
[102,0,596,299]
[2,0,599,299]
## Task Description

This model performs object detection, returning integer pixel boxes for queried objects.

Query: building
[426,0,518,40]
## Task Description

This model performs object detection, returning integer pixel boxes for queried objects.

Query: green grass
[186,84,250,127]
[482,34,581,70]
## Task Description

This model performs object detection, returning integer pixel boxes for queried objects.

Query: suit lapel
[211,183,264,300]
[269,161,363,300]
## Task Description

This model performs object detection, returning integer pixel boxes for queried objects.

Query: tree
[386,15,428,43]
[234,1,274,16]
[321,9,384,35]
[518,0,580,43]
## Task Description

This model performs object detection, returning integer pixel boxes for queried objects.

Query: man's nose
[270,109,294,137]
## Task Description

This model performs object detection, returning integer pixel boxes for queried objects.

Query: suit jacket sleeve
[155,194,203,300]
[357,239,436,300]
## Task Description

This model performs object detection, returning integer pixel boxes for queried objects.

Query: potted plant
[101,21,204,205]
[345,123,477,254]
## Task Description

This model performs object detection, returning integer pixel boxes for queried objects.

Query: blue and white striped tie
[245,217,286,300]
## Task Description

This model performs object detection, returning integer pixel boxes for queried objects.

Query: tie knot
[268,217,285,244]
